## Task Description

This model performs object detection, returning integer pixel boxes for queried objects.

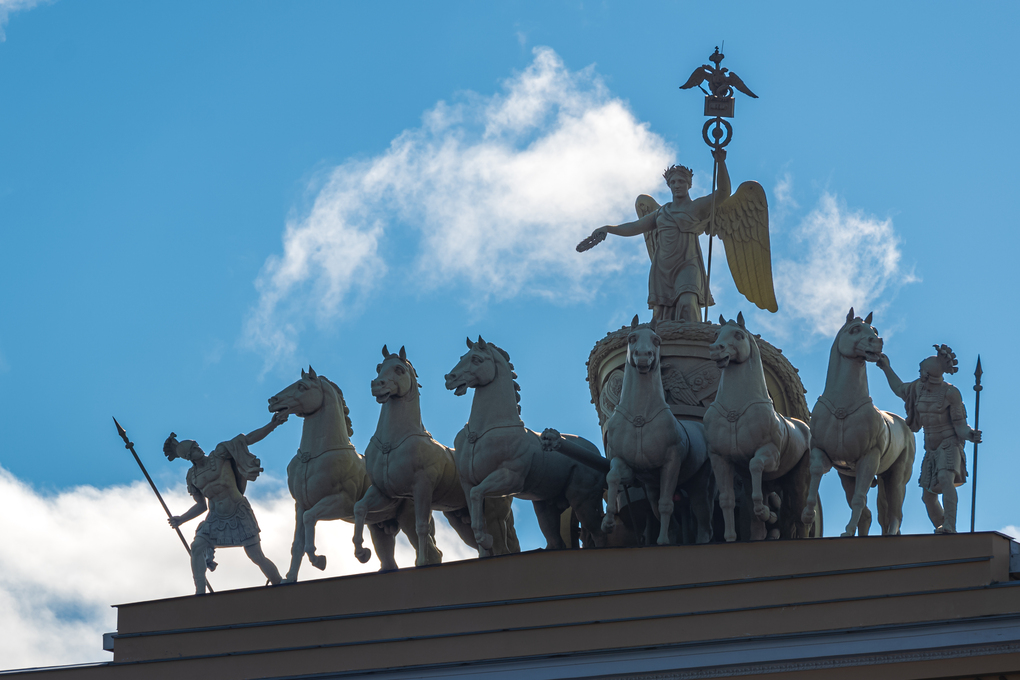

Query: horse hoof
[601,518,616,534]
[840,530,854,538]
[801,509,815,525]
[754,505,771,522]
[724,532,737,543]
[309,554,327,570]
[355,547,372,564]
[479,533,494,550]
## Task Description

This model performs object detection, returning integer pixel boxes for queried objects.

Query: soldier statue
[877,345,981,534]
[163,412,288,594]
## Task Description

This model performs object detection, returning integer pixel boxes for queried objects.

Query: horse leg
[685,459,716,544]
[367,521,399,571]
[443,509,478,550]
[565,485,606,548]
[710,453,738,542]
[481,497,515,554]
[352,485,399,565]
[243,542,282,586]
[838,473,872,536]
[533,499,567,550]
[412,474,442,566]
[283,503,306,583]
[878,436,915,535]
[655,450,683,546]
[302,493,353,570]
[748,443,781,523]
[468,469,524,553]
[602,456,630,535]
[842,451,880,537]
[801,447,831,526]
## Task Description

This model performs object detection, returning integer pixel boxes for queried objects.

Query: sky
[1,0,1019,670]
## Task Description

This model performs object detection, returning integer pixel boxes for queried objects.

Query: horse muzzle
[445,374,468,396]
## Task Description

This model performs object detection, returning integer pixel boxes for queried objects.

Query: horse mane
[481,341,521,415]
[318,375,354,437]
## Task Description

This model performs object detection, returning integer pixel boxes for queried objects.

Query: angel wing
[713,181,777,312]
[635,194,661,262]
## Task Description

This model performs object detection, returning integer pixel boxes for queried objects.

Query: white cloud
[0,466,475,671]
[773,171,798,211]
[246,47,672,368]
[0,0,45,41]
[770,192,916,339]
[1000,525,1020,540]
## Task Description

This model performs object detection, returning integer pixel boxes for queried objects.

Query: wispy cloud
[0,0,46,41]
[0,467,475,670]
[770,192,916,339]
[246,47,672,369]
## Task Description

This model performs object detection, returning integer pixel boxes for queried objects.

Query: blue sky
[1,0,1019,668]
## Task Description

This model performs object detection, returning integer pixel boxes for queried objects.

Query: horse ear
[847,307,854,323]
[477,336,488,349]
[737,312,745,328]
[466,336,473,349]
[718,314,726,325]
[649,317,658,333]
[308,365,317,379]
[301,367,307,378]
[864,311,873,325]
[399,345,406,361]
[631,314,639,328]
[382,345,389,358]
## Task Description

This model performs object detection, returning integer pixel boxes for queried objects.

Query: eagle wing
[635,194,661,262]
[679,65,709,91]
[713,181,777,312]
[725,71,758,98]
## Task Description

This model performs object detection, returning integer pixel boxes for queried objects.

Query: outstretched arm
[876,353,909,400]
[693,148,732,224]
[577,211,657,252]
[245,411,289,446]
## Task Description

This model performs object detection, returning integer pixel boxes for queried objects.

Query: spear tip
[975,356,983,380]
[112,416,129,442]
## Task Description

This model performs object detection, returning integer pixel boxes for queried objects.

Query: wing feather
[635,194,661,263]
[713,181,777,312]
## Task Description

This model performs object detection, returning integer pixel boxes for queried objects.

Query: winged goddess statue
[576,148,777,322]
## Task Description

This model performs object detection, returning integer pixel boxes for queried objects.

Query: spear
[113,417,213,593]
[970,357,982,533]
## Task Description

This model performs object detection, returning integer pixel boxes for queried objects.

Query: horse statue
[444,337,607,552]
[705,313,812,541]
[801,309,916,536]
[599,315,714,545]
[268,367,430,581]
[353,345,519,565]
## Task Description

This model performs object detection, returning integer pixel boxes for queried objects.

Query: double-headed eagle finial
[680,47,758,100]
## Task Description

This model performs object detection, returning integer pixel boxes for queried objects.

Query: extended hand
[576,228,608,253]
[876,353,891,370]
[168,516,182,529]
[271,411,290,427]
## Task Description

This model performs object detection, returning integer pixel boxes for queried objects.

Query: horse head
[710,312,754,370]
[269,366,325,418]
[373,345,420,403]
[445,336,499,396]
[626,314,661,374]
[836,308,883,363]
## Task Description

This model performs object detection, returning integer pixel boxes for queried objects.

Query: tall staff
[970,357,983,532]
[113,417,214,593]
[679,46,758,322]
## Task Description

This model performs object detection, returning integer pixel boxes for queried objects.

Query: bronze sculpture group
[153,143,982,595]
